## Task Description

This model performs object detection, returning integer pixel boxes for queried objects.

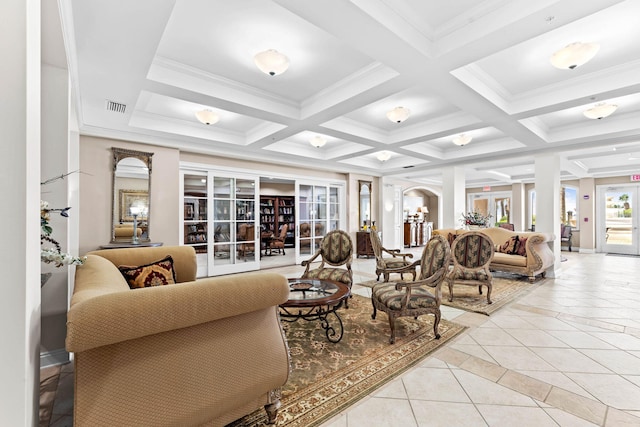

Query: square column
[535,154,561,276]
[441,166,466,229]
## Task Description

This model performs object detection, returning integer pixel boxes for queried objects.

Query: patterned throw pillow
[516,236,528,256]
[497,236,519,255]
[118,255,177,289]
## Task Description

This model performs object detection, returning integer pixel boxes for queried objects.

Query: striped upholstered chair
[371,235,450,344]
[446,231,494,304]
[369,229,415,282]
[301,229,353,290]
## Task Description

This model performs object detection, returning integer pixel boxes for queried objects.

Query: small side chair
[371,235,451,344]
[369,230,415,282]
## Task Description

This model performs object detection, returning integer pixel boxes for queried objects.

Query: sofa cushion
[118,255,177,289]
[492,252,527,267]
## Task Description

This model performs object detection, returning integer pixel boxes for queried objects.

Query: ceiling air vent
[105,100,127,114]
[403,165,415,169]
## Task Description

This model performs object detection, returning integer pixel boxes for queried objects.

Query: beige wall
[79,136,180,255]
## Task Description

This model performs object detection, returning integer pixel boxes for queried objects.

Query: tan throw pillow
[119,255,177,289]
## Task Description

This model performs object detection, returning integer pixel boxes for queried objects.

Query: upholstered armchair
[369,230,415,282]
[561,224,573,251]
[446,231,494,304]
[301,229,353,290]
[371,235,451,344]
[269,224,288,255]
[237,223,255,257]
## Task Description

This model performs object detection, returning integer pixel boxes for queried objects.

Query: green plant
[460,211,492,227]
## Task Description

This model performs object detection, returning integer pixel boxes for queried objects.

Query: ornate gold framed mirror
[110,148,153,243]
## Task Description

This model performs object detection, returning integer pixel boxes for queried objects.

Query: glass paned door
[598,186,638,255]
[468,192,511,227]
[296,182,344,264]
[181,169,259,277]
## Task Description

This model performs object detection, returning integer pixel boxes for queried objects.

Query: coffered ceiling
[55,0,640,187]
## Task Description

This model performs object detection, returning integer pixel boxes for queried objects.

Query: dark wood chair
[499,223,515,231]
[371,235,451,344]
[561,224,573,252]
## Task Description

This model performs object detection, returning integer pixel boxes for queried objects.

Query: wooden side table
[356,231,375,258]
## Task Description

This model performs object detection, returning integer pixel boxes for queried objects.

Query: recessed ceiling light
[309,135,326,148]
[386,107,410,123]
[254,49,289,76]
[583,103,618,120]
[195,109,219,125]
[550,42,599,70]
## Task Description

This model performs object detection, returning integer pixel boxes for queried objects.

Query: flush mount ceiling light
[195,109,219,125]
[309,135,326,148]
[550,42,600,70]
[376,151,391,162]
[386,106,410,123]
[452,134,472,146]
[254,49,289,76]
[583,102,618,119]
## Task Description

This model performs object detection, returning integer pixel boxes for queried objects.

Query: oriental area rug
[358,272,543,316]
[226,294,465,427]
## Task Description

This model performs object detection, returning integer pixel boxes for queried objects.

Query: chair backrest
[369,230,383,258]
[278,224,288,239]
[419,235,451,280]
[451,231,494,269]
[319,230,353,265]
[499,223,515,231]
[561,224,572,239]
[299,222,310,237]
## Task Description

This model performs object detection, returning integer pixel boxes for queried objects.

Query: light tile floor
[41,250,640,426]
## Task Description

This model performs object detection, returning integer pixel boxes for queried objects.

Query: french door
[295,182,343,265]
[467,191,511,226]
[181,169,260,277]
[597,185,639,255]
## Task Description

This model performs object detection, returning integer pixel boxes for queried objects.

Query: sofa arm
[525,232,556,271]
[66,272,289,352]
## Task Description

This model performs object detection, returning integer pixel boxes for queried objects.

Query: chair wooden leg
[478,285,483,295]
[432,311,441,339]
[264,399,281,424]
[371,299,377,319]
[388,314,397,344]
[447,280,454,302]
[486,284,492,304]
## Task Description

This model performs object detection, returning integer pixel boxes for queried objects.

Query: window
[527,184,579,231]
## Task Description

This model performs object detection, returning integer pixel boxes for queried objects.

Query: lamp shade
[195,109,219,125]
[419,206,429,213]
[452,134,472,146]
[583,103,618,119]
[376,151,391,162]
[254,49,289,76]
[550,42,599,70]
[386,106,410,123]
[309,135,326,148]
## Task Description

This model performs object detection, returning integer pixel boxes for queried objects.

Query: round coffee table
[280,278,350,343]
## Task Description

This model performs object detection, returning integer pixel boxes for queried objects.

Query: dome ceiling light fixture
[309,135,326,148]
[195,109,219,125]
[254,49,290,76]
[386,106,411,123]
[376,151,391,162]
[583,102,618,119]
[452,134,472,146]
[550,42,600,70]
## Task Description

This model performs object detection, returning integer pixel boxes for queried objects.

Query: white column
[535,154,561,276]
[380,178,402,248]
[441,166,466,229]
[0,0,41,424]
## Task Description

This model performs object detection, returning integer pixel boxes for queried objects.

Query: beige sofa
[433,227,555,282]
[66,245,291,427]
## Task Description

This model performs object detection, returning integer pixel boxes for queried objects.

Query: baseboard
[40,348,70,368]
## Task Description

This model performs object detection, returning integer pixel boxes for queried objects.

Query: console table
[356,231,375,258]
